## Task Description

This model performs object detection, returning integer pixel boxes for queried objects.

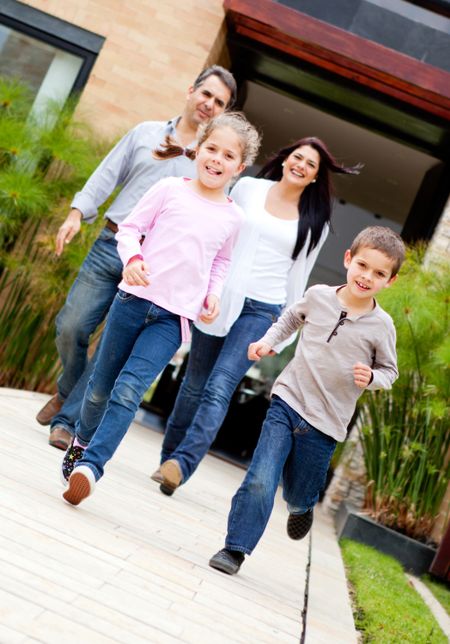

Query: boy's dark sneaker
[61,438,86,485]
[209,548,245,575]
[287,509,313,540]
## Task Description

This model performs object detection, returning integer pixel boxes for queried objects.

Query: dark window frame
[406,0,450,18]
[0,0,105,94]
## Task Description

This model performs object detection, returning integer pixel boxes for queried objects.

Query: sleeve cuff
[126,254,144,266]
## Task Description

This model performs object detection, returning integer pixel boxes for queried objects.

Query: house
[1,0,449,280]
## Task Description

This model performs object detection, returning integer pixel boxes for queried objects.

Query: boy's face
[344,246,397,300]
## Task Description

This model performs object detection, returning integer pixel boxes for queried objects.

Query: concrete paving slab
[0,388,357,643]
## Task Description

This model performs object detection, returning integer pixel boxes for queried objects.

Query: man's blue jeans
[225,395,336,555]
[75,292,181,481]
[52,227,123,435]
[161,297,282,481]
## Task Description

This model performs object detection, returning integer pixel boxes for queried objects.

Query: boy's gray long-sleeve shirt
[260,284,398,442]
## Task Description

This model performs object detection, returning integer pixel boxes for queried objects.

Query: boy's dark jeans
[225,395,336,555]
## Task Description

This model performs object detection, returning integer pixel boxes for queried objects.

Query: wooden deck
[0,388,357,643]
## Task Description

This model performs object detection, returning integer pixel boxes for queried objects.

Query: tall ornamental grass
[0,77,112,390]
[358,246,449,543]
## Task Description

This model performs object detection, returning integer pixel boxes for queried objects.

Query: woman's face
[282,145,320,188]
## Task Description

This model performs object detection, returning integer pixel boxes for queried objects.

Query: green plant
[358,246,450,542]
[0,76,113,390]
[341,538,447,643]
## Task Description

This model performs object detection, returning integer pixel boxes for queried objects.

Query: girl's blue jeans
[225,395,336,555]
[161,297,282,481]
[75,291,181,480]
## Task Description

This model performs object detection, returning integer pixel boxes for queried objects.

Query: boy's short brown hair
[350,226,405,276]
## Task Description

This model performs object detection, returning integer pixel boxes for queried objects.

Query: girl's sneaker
[62,466,96,506]
[61,438,86,485]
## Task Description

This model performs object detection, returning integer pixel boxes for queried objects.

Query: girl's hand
[353,362,372,388]
[199,294,220,324]
[123,260,150,286]
[248,341,274,361]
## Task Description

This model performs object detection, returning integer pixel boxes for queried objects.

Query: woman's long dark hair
[257,137,361,260]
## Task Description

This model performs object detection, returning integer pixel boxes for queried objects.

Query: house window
[0,0,104,118]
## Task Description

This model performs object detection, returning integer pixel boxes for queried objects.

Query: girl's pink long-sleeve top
[116,177,243,321]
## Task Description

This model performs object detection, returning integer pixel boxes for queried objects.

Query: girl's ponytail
[153,135,196,161]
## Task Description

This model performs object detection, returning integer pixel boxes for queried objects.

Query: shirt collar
[165,116,196,150]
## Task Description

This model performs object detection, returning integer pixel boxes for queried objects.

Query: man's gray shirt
[261,284,398,442]
[71,118,196,224]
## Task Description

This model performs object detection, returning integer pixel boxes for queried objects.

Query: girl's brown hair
[153,112,260,166]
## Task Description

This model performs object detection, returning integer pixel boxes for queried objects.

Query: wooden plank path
[0,388,357,643]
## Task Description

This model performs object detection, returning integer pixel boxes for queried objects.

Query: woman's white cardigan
[195,177,329,352]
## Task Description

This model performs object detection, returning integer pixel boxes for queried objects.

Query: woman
[153,137,360,495]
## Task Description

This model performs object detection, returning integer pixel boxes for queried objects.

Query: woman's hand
[199,294,220,324]
[123,260,150,286]
[353,362,372,388]
[248,341,274,361]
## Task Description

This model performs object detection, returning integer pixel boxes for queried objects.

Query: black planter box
[335,502,437,576]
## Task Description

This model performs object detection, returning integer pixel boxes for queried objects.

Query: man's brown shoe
[159,459,182,496]
[49,426,72,451]
[36,394,63,426]
[150,467,164,484]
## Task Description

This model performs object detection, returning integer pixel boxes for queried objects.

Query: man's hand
[248,340,274,361]
[123,260,151,286]
[353,362,372,389]
[55,209,83,256]
[199,294,220,324]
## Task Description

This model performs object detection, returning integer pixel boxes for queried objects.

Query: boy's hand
[123,260,150,286]
[199,294,220,324]
[353,362,372,388]
[55,208,82,256]
[248,341,274,361]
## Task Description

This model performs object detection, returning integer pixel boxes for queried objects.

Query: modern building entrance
[225,0,450,283]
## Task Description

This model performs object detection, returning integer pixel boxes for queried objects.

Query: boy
[209,226,405,575]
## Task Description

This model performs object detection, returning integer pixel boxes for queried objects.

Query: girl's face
[196,126,245,191]
[282,145,320,187]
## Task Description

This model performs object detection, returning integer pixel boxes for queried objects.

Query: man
[36,65,236,449]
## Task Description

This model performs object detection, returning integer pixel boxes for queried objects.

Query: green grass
[340,539,447,643]
[422,574,450,616]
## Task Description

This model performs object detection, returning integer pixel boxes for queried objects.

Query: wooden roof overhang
[224,0,450,123]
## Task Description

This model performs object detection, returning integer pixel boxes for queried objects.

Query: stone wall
[22,0,225,137]
[425,194,450,267]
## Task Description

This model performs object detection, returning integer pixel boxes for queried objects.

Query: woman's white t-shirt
[245,210,298,304]
[195,176,329,352]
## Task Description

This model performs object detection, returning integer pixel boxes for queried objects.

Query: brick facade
[23,0,225,137]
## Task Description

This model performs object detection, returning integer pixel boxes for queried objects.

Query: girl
[153,137,361,495]
[61,112,260,506]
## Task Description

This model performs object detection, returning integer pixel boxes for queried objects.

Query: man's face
[184,74,231,127]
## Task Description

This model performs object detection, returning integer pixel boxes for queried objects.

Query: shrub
[0,77,113,390]
[358,246,449,542]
